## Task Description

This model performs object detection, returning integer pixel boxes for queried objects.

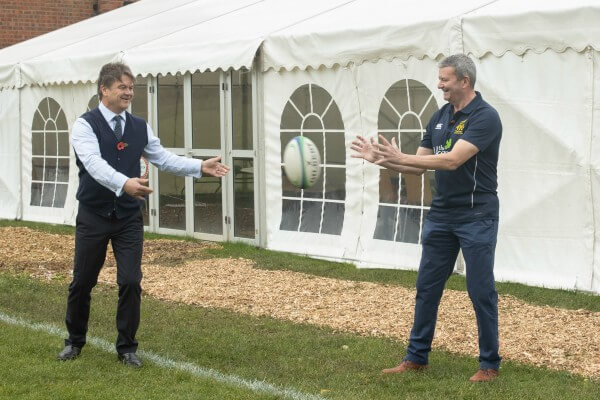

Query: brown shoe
[382,360,428,374]
[469,368,499,382]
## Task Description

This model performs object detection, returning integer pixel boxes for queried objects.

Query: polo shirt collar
[98,102,126,124]
[451,91,483,117]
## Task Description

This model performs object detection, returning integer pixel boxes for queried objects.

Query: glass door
[147,69,258,244]
[190,71,226,239]
[223,68,257,243]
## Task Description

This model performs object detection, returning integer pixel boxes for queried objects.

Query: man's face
[101,74,134,114]
[437,66,468,104]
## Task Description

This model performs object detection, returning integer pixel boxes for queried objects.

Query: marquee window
[373,79,438,244]
[279,84,345,235]
[30,97,69,208]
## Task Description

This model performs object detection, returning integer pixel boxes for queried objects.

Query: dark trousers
[65,206,144,354]
[404,219,501,370]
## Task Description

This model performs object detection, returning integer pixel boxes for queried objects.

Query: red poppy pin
[116,141,128,151]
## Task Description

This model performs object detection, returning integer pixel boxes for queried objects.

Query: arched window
[373,79,439,244]
[279,84,345,235]
[30,97,69,208]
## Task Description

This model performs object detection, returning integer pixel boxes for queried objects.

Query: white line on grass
[0,311,328,400]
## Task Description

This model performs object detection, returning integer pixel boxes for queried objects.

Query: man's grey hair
[97,62,135,99]
[438,54,476,88]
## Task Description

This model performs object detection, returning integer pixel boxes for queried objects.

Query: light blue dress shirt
[71,102,203,197]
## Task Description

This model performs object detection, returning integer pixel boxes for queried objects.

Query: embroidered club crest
[454,119,467,134]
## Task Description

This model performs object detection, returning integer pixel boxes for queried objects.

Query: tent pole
[589,47,597,292]
[17,67,23,220]
[254,48,267,249]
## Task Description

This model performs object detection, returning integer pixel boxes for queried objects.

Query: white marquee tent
[0,0,598,293]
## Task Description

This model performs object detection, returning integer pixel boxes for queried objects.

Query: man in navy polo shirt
[57,62,230,367]
[352,54,502,382]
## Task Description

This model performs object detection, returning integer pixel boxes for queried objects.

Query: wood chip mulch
[1,227,599,379]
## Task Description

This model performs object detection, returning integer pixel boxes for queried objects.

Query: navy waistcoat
[75,107,148,218]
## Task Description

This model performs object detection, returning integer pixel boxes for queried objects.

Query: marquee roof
[0,0,598,89]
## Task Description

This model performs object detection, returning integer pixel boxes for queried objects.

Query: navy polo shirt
[421,92,502,222]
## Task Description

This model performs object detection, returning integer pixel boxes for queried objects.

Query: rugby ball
[282,136,321,189]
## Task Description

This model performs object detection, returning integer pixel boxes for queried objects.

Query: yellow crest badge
[454,119,467,135]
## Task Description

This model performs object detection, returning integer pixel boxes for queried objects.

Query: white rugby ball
[283,136,321,189]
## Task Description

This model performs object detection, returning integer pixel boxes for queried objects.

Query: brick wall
[98,0,127,14]
[0,0,139,49]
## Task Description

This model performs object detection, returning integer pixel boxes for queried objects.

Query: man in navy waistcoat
[352,54,503,382]
[57,62,230,367]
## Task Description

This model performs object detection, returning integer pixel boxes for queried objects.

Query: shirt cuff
[115,174,129,197]
[193,159,203,179]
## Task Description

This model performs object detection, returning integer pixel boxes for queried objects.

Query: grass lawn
[0,273,598,400]
[0,322,279,400]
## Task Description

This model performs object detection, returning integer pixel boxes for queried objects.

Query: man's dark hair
[97,62,134,99]
[438,54,476,88]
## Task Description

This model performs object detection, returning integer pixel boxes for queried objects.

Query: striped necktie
[113,115,123,141]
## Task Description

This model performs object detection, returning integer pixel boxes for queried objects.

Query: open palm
[350,135,379,163]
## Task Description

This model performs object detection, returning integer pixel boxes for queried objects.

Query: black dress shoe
[118,352,142,367]
[57,345,81,361]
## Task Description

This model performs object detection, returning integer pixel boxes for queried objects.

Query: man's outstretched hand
[123,178,153,200]
[351,135,380,163]
[202,156,230,177]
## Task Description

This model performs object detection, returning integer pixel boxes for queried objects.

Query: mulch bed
[1,227,599,379]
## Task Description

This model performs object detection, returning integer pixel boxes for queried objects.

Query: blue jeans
[404,218,501,370]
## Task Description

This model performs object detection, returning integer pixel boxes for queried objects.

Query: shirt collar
[448,91,483,119]
[460,91,483,115]
[98,102,126,124]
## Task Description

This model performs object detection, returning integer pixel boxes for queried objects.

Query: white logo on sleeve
[435,123,443,130]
